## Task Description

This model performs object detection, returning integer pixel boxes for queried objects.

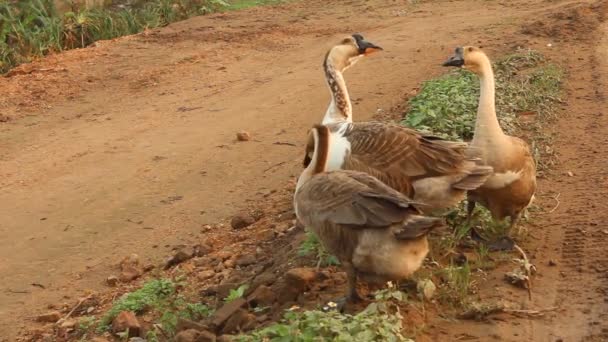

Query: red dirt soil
[0,0,607,340]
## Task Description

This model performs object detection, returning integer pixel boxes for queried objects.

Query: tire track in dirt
[547,15,608,340]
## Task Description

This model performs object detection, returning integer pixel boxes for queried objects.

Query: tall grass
[0,0,230,73]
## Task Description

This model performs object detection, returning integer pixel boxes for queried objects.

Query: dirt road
[1,0,606,340]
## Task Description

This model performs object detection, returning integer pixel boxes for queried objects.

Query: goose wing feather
[296,170,419,228]
[343,122,478,178]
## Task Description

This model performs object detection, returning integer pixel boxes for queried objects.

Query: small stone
[247,285,275,307]
[176,317,209,332]
[236,254,256,267]
[36,311,62,323]
[111,311,141,337]
[60,319,77,329]
[119,254,142,282]
[165,249,193,269]
[176,329,201,342]
[230,213,255,230]
[106,275,119,287]
[209,297,247,329]
[119,266,142,282]
[549,259,558,266]
[236,131,251,141]
[221,309,256,334]
[224,258,235,269]
[252,272,276,287]
[567,171,574,177]
[193,243,213,257]
[285,267,317,291]
[196,330,217,342]
[417,279,436,300]
[197,270,215,281]
[91,338,111,342]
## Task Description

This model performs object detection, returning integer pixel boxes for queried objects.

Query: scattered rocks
[549,259,558,266]
[417,279,437,300]
[247,285,276,307]
[236,254,256,267]
[111,311,141,337]
[221,308,256,334]
[175,329,201,342]
[106,275,119,287]
[36,311,62,323]
[119,254,143,282]
[165,249,194,269]
[236,131,251,141]
[209,297,247,329]
[230,213,256,230]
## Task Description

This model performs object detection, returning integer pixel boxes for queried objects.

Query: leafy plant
[98,278,212,336]
[224,284,249,303]
[238,302,413,341]
[298,230,340,268]
[436,262,472,307]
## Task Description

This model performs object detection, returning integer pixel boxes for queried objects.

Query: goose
[295,124,442,305]
[305,35,494,213]
[443,46,536,239]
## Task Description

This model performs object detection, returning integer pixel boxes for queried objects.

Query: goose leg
[323,264,361,313]
[345,264,362,303]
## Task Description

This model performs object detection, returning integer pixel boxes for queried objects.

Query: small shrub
[298,230,340,267]
[224,284,249,303]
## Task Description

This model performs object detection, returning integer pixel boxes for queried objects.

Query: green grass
[224,284,249,303]
[227,0,287,10]
[96,278,212,337]
[0,0,286,73]
[403,49,563,140]
[238,285,413,342]
[298,230,340,268]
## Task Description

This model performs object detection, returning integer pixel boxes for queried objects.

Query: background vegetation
[0,0,284,73]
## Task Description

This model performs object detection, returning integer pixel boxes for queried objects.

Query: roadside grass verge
[0,0,286,73]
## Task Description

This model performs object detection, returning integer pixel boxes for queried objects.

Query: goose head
[326,34,383,72]
[442,46,489,75]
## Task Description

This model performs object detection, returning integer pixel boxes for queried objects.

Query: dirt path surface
[1,0,607,340]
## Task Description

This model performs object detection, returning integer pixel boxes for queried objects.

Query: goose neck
[322,54,352,124]
[474,61,504,142]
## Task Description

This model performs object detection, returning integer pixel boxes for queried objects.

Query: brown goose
[443,46,536,237]
[306,34,493,212]
[295,124,442,303]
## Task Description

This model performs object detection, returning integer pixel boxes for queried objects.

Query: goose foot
[322,293,362,313]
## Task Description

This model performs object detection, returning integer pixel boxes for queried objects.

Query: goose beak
[352,34,383,55]
[360,41,383,55]
[443,47,465,67]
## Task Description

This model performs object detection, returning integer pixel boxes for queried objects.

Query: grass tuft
[298,230,340,268]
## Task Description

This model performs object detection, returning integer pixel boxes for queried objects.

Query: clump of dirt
[521,2,608,41]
